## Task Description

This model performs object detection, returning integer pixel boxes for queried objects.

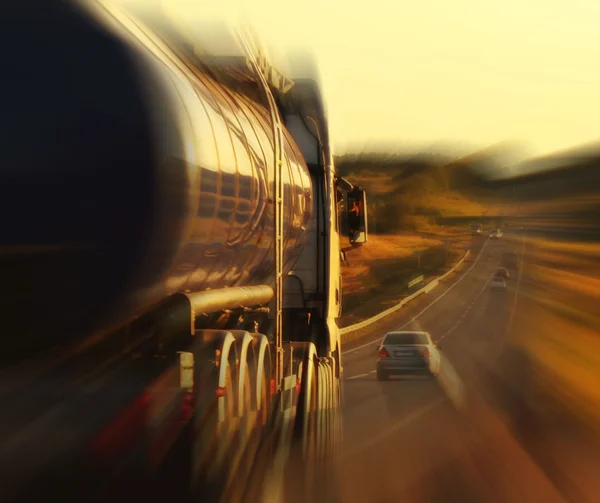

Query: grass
[340,231,468,326]
[534,265,600,302]
[506,235,600,280]
[519,235,600,258]
[337,157,495,325]
[503,193,600,217]
[418,191,494,218]
[342,234,442,293]
[514,237,600,433]
[522,306,600,433]
[344,166,499,232]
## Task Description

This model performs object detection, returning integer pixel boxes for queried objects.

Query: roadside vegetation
[337,151,498,324]
[509,235,600,436]
[336,142,600,326]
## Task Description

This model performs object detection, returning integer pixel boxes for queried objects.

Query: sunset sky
[120,0,600,160]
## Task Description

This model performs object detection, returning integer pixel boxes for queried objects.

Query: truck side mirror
[347,188,368,245]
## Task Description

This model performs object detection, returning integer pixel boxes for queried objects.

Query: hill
[335,151,498,235]
[335,150,496,323]
[336,142,600,324]
[471,142,600,230]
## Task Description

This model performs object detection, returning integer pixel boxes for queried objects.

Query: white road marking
[342,239,490,356]
[344,370,377,380]
[436,263,497,341]
[346,373,369,380]
[343,232,528,457]
[435,229,527,348]
[506,230,527,333]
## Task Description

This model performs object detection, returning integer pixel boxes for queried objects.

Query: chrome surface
[0,2,313,353]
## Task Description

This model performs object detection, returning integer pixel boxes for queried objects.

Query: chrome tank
[0,2,312,356]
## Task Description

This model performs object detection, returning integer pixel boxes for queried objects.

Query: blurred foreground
[329,147,600,503]
[1,0,600,498]
[2,147,600,503]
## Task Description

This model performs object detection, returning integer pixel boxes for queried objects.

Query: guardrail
[407,275,424,289]
[339,249,472,338]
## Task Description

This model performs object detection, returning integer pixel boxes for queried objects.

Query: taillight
[90,391,151,461]
[422,348,431,358]
[378,347,390,358]
[181,392,194,420]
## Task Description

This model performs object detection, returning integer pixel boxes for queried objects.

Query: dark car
[495,267,510,279]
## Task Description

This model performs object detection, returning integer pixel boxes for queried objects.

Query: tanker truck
[0,2,367,502]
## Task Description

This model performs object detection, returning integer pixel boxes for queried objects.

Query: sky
[118,0,600,160]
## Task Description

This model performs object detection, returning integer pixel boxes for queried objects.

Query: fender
[251,334,272,417]
[195,330,238,425]
[291,342,319,457]
[227,330,255,418]
[316,360,328,460]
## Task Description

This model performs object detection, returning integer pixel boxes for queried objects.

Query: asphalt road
[3,226,597,503]
[331,231,571,503]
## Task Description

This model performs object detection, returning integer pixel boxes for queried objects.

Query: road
[330,231,573,503]
[2,225,597,503]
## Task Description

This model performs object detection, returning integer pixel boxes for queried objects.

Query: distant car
[501,251,519,270]
[495,267,510,279]
[490,229,503,239]
[376,331,441,380]
[491,276,506,290]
